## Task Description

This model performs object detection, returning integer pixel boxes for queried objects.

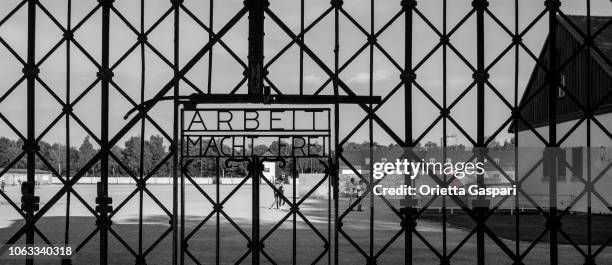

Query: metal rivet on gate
[97,68,114,81]
[62,105,73,113]
[544,0,561,11]
[439,35,449,45]
[512,35,522,45]
[472,71,489,82]
[330,0,343,8]
[97,0,115,7]
[135,255,147,265]
[440,108,450,117]
[400,0,417,10]
[63,31,74,40]
[511,108,519,118]
[21,141,40,153]
[22,64,40,79]
[137,180,146,190]
[170,0,184,7]
[400,71,416,83]
[137,34,148,43]
[367,36,377,45]
[471,0,489,10]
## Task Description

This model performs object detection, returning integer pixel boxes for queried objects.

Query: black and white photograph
[0,0,612,264]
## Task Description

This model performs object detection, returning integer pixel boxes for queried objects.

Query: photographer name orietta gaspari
[370,158,517,198]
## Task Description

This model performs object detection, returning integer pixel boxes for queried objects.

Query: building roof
[563,15,612,74]
[510,15,612,133]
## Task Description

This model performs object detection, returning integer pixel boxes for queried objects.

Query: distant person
[269,179,280,210]
[356,180,364,212]
[278,178,285,211]
[348,178,356,210]
[1,179,5,192]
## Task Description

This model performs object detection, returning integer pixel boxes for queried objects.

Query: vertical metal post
[25,0,37,264]
[137,0,146,263]
[513,0,521,262]
[215,157,220,265]
[332,0,341,263]
[546,1,560,264]
[292,157,297,265]
[473,1,489,265]
[99,0,112,264]
[172,0,180,264]
[401,1,417,264]
[403,1,414,147]
[64,1,73,264]
[441,1,448,263]
[585,1,593,264]
[250,156,261,265]
[247,0,266,95]
[368,0,375,263]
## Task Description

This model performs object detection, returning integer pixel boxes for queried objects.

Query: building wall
[1,173,52,185]
[517,113,612,213]
[518,112,612,148]
[262,161,276,182]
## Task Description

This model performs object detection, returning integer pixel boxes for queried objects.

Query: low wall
[1,173,52,185]
[49,176,299,185]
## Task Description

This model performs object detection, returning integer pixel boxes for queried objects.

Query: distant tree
[78,136,97,176]
[0,137,19,168]
[423,141,438,150]
[147,135,167,176]
[122,136,142,176]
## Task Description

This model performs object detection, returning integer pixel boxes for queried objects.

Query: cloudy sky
[0,0,611,149]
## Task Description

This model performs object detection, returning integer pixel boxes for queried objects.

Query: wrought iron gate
[0,0,611,264]
[179,107,337,264]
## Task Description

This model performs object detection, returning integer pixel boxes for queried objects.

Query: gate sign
[181,108,331,157]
